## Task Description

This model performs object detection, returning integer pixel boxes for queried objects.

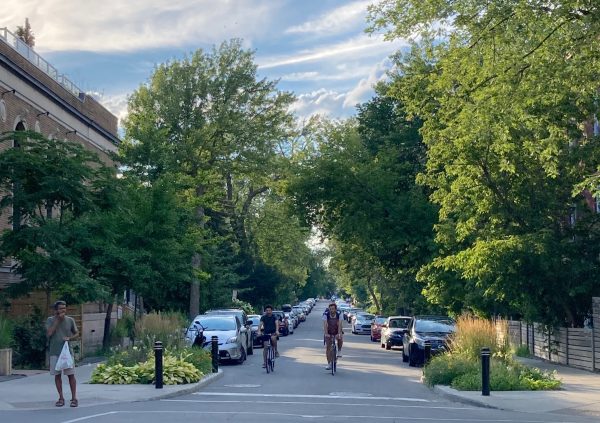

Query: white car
[352,313,375,335]
[284,312,295,334]
[185,315,247,364]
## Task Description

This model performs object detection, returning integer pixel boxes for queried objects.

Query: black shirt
[261,314,278,334]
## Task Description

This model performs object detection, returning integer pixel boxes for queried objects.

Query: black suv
[402,316,455,366]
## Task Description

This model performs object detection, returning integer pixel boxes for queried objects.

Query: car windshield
[388,318,411,329]
[415,319,455,332]
[248,317,260,325]
[194,317,236,331]
[375,317,387,324]
[358,314,375,320]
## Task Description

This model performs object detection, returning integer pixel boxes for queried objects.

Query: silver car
[352,313,375,335]
[186,315,247,364]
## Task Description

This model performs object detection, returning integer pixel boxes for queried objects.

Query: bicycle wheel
[331,343,337,376]
[269,357,275,372]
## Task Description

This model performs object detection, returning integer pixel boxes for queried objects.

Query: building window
[0,100,6,123]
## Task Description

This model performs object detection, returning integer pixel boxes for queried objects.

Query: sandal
[55,399,65,407]
[70,399,78,408]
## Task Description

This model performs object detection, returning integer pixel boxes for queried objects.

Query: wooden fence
[504,297,600,372]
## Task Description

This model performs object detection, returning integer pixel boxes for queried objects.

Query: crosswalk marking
[194,392,430,402]
[164,399,475,410]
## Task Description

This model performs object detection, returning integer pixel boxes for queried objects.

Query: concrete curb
[141,369,224,402]
[432,385,501,410]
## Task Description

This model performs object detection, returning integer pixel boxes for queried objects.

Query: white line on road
[163,399,476,410]
[59,410,586,423]
[61,411,117,423]
[193,392,431,402]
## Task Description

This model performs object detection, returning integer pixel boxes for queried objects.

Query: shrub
[514,345,531,358]
[11,308,47,369]
[107,345,151,367]
[134,311,187,350]
[111,313,135,344]
[0,315,13,349]
[423,354,478,387]
[173,346,212,375]
[231,299,254,315]
[90,349,203,385]
[450,315,510,362]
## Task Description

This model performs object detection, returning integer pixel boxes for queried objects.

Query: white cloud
[343,59,390,108]
[90,91,130,129]
[289,59,393,119]
[285,0,372,36]
[3,0,276,53]
[258,33,407,69]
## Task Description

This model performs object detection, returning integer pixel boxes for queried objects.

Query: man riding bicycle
[323,302,343,370]
[259,305,280,368]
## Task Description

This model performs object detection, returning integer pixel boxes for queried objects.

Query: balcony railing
[0,27,83,101]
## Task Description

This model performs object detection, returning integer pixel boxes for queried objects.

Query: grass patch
[514,345,531,358]
[422,315,561,391]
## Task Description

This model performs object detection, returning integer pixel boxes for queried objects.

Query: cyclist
[323,302,343,370]
[259,305,280,367]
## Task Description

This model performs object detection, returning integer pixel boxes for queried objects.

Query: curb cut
[143,369,224,402]
[432,385,501,410]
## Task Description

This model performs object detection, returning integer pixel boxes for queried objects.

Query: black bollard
[424,340,431,365]
[211,336,219,373]
[154,341,163,389]
[481,347,490,396]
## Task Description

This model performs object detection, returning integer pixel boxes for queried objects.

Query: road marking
[194,392,430,402]
[163,399,476,410]
[61,412,117,423]
[60,410,585,423]
[223,384,261,388]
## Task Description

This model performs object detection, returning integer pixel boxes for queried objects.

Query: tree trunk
[102,298,115,350]
[366,277,381,314]
[189,185,205,319]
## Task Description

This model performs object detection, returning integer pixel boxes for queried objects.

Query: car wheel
[408,345,417,367]
[237,347,246,364]
[248,341,253,356]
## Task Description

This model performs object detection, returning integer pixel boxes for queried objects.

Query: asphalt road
[2,300,597,423]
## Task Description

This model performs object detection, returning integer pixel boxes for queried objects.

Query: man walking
[46,300,79,407]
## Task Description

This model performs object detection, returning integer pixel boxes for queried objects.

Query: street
[0,301,597,423]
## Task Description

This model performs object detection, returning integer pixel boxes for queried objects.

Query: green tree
[0,131,108,308]
[15,18,35,48]
[369,0,600,325]
[289,93,437,314]
[120,40,296,317]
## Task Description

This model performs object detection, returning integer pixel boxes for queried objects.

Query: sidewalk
[0,362,223,410]
[433,357,600,417]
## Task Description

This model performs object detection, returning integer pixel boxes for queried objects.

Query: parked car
[352,313,375,334]
[370,315,388,342]
[402,316,456,366]
[272,310,288,336]
[281,304,293,313]
[346,308,363,323]
[186,315,247,364]
[381,316,412,350]
[292,306,306,322]
[247,314,262,347]
[204,309,253,355]
[284,312,296,334]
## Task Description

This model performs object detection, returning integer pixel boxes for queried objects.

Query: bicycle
[262,334,275,373]
[326,335,338,376]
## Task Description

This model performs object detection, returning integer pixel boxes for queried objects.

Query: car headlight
[414,337,425,347]
[226,336,237,344]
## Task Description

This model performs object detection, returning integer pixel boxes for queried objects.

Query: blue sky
[4,1,408,125]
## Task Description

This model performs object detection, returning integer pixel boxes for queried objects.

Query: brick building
[0,27,121,354]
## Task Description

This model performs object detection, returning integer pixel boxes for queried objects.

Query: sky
[3,0,409,126]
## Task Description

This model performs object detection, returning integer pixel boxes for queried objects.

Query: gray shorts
[49,355,75,376]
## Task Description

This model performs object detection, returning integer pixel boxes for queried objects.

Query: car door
[403,318,415,350]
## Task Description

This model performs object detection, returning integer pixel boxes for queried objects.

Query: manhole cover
[224,384,261,388]
[329,392,373,397]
